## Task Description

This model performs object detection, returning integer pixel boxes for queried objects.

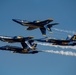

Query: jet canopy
[13,36,23,39]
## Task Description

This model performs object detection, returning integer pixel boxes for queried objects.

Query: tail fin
[31,43,37,50]
[47,23,59,32]
[32,43,37,48]
[66,35,72,40]
[28,40,37,50]
[70,34,76,41]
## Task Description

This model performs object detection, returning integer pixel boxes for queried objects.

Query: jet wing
[40,27,46,36]
[26,27,37,30]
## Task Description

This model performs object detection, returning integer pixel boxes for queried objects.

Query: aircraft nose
[12,19,23,25]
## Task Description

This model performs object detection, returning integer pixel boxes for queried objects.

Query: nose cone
[12,19,23,25]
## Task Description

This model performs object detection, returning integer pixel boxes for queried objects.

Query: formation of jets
[0,18,76,54]
[0,35,38,54]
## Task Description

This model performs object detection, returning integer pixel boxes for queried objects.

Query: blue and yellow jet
[0,45,42,54]
[0,35,39,54]
[35,34,76,46]
[12,18,59,36]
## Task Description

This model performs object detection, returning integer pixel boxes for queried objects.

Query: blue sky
[0,0,76,75]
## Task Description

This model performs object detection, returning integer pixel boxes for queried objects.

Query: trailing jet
[0,45,41,54]
[0,35,37,50]
[35,34,76,46]
[12,18,59,36]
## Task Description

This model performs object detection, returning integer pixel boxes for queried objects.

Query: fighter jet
[12,18,59,36]
[35,34,76,46]
[0,45,42,54]
[0,35,37,50]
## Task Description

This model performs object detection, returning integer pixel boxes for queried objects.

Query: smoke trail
[37,42,76,50]
[25,41,33,49]
[52,28,76,34]
[41,50,76,57]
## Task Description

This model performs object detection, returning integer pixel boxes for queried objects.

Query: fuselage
[22,23,44,28]
[48,39,76,46]
[12,19,53,28]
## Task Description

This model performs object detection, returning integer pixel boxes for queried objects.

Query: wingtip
[56,23,59,25]
[12,19,14,21]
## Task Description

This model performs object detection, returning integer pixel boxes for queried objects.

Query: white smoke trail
[41,50,76,57]
[52,28,76,34]
[37,42,76,50]
[25,41,33,49]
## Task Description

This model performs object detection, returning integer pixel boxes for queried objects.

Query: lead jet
[0,35,37,50]
[12,18,59,36]
[35,34,76,46]
[0,45,42,54]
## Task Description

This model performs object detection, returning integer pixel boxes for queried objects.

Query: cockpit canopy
[13,36,23,39]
